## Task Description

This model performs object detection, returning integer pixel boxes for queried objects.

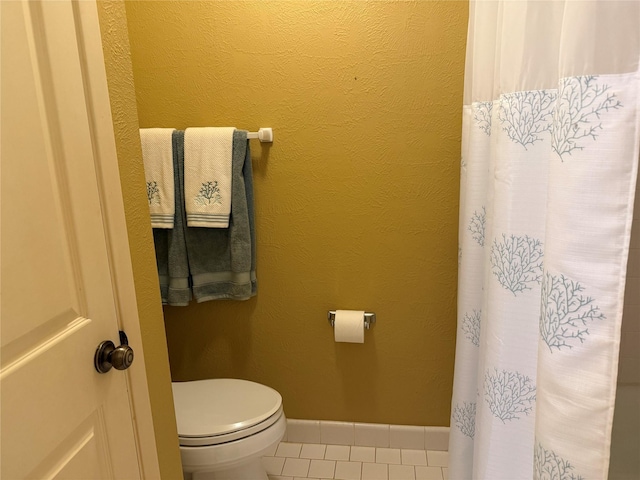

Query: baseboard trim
[283,419,449,452]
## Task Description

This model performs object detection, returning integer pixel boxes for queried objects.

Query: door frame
[74,1,162,477]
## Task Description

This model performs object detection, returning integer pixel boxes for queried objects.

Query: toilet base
[190,458,268,480]
[180,412,286,480]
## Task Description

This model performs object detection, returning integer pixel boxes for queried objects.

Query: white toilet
[172,378,286,480]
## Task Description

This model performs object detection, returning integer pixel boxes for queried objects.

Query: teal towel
[152,130,191,306]
[183,130,257,301]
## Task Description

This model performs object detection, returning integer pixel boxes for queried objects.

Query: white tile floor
[262,442,449,480]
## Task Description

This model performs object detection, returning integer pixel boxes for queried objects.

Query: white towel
[140,128,176,228]
[184,127,235,228]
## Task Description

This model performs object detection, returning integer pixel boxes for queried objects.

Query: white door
[1,1,148,478]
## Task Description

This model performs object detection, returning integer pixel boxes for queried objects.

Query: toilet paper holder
[327,311,377,330]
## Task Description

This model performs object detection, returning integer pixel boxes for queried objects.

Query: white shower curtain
[449,1,639,478]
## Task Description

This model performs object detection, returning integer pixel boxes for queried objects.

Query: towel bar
[327,311,376,330]
[246,128,273,143]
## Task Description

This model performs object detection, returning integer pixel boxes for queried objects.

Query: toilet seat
[172,379,283,447]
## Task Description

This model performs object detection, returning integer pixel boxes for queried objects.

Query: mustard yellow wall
[125,0,468,427]
[96,2,183,478]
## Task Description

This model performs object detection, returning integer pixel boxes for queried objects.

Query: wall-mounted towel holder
[247,128,273,143]
[327,310,376,330]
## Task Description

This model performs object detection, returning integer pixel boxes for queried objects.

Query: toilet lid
[172,379,282,440]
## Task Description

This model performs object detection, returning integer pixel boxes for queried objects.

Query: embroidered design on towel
[498,90,557,149]
[147,181,160,205]
[195,181,223,206]
[551,75,622,160]
[484,368,536,423]
[534,442,583,480]
[539,271,605,352]
[452,401,476,438]
[490,233,544,295]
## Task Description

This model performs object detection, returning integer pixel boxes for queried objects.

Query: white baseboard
[283,419,449,452]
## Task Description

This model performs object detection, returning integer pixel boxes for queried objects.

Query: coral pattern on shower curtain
[449,1,640,478]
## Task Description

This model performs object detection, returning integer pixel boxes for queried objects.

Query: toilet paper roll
[334,310,365,343]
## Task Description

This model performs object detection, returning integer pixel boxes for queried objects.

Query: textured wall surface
[618,185,640,385]
[96,2,183,477]
[126,0,468,426]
